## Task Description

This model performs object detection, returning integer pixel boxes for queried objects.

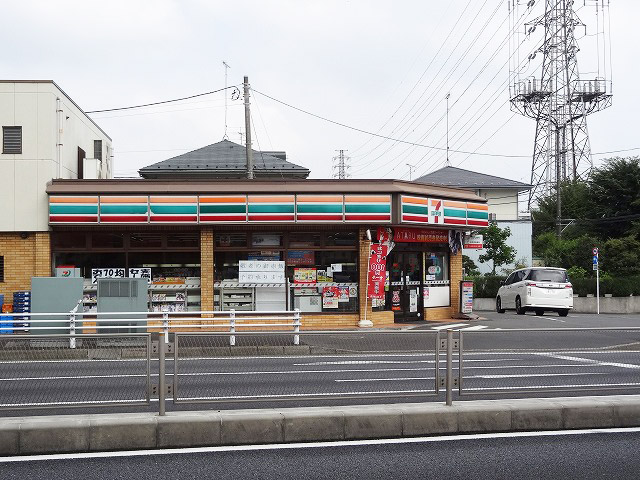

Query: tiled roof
[414,166,531,190]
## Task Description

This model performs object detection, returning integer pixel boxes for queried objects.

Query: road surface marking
[537,353,640,370]
[430,323,469,330]
[2,427,640,463]
[457,325,490,331]
[335,372,606,383]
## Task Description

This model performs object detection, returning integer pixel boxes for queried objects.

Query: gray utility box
[97,278,148,334]
[31,277,84,335]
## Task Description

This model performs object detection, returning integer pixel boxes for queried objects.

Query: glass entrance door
[388,252,423,322]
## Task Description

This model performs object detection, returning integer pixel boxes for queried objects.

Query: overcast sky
[2,0,636,188]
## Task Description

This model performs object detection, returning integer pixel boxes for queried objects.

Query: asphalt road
[0,312,638,415]
[2,428,640,479]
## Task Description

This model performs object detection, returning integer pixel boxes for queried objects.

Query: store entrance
[388,252,422,322]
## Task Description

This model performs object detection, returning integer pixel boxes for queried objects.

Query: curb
[2,395,640,455]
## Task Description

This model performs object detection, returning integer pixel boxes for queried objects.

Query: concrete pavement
[2,395,640,455]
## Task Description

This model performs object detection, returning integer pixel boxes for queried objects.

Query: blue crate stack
[0,294,11,334]
[12,291,31,332]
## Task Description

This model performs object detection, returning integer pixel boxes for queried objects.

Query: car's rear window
[529,269,567,282]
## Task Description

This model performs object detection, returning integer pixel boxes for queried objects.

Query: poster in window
[338,286,349,302]
[322,286,340,309]
[294,268,317,283]
[91,268,126,284]
[129,268,152,284]
[286,250,315,266]
[391,290,401,311]
[409,289,418,312]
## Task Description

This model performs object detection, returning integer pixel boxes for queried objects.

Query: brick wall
[0,232,51,302]
[200,228,214,312]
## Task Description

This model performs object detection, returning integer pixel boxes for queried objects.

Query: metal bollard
[162,312,169,343]
[293,308,300,346]
[158,333,166,416]
[229,309,236,346]
[69,311,76,349]
[446,329,453,406]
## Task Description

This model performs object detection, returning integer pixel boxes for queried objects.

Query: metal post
[229,309,236,346]
[162,312,169,343]
[293,308,300,346]
[158,333,166,416]
[69,310,76,349]
[596,266,600,315]
[446,329,453,406]
[243,76,254,179]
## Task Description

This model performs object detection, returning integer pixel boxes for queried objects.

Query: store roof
[47,178,486,202]
[138,139,310,179]
[414,166,531,190]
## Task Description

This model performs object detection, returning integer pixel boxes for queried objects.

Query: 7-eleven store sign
[430,199,443,224]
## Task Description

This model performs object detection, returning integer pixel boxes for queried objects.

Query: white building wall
[0,81,112,232]
[476,189,519,220]
[464,220,533,275]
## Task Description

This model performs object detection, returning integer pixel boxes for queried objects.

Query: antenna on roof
[445,93,451,167]
[222,61,230,140]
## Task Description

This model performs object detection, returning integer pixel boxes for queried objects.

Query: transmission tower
[509,0,612,213]
[332,149,351,179]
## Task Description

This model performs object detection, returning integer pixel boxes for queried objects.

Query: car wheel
[535,309,544,316]
[496,297,505,314]
[557,309,569,317]
[515,297,525,315]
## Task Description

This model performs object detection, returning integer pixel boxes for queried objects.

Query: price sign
[129,268,152,284]
[91,268,126,284]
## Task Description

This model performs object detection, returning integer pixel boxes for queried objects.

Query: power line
[252,88,528,159]
[86,85,239,114]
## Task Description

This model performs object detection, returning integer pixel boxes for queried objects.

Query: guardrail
[2,326,639,413]
[0,333,151,411]
[454,327,640,400]
[0,309,301,347]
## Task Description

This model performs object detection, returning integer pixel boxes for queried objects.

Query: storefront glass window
[289,232,321,247]
[92,233,125,249]
[216,233,247,248]
[129,233,162,249]
[252,233,283,247]
[424,248,449,283]
[167,232,199,248]
[325,231,357,247]
[52,232,87,250]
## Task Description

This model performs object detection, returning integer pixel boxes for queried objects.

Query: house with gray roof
[139,139,310,179]
[415,166,533,274]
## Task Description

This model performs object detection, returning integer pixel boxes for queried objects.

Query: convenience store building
[45,177,488,328]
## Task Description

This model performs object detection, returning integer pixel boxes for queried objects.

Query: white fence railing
[0,309,301,347]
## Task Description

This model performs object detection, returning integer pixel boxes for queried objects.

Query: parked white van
[496,267,573,317]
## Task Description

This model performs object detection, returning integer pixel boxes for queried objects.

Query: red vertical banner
[367,243,388,299]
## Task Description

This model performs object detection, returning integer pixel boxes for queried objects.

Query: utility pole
[243,76,254,180]
[509,0,612,215]
[222,61,230,140]
[332,149,350,179]
[445,93,450,167]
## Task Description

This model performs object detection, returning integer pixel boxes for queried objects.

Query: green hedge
[467,275,640,298]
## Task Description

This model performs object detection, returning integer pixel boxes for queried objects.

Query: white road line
[537,353,640,370]
[3,427,639,463]
[430,323,469,330]
[458,325,490,331]
[335,372,606,383]
[463,382,640,390]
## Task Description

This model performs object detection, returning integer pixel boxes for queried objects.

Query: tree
[478,222,516,275]
[589,157,640,239]
[462,255,480,277]
[533,180,591,238]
